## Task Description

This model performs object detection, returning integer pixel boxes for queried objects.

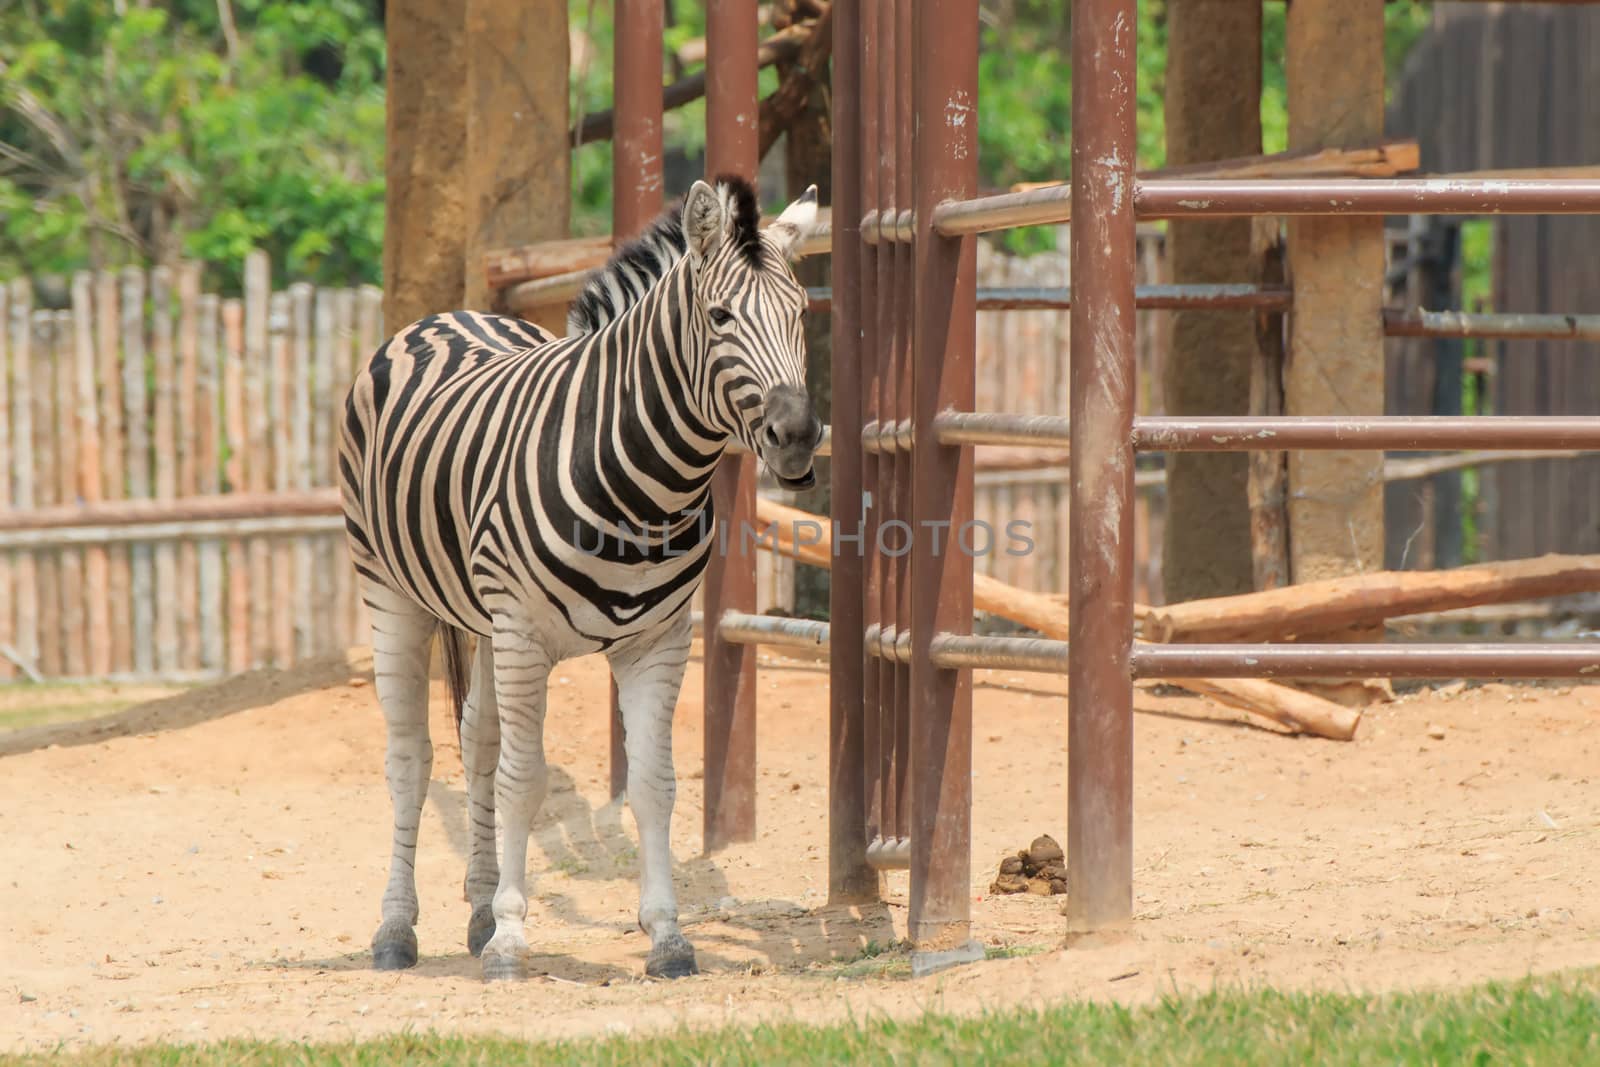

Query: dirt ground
[2,645,1598,1053]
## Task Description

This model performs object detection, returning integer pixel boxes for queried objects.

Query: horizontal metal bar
[717,611,830,651]
[934,412,1071,449]
[930,634,1069,673]
[1138,178,1600,218]
[1135,416,1600,451]
[806,283,1293,313]
[1384,308,1600,341]
[1132,644,1600,680]
[932,184,1072,236]
[865,836,911,871]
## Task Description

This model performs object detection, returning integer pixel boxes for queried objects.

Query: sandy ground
[2,646,1598,1052]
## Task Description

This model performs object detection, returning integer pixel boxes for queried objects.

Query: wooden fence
[0,253,380,683]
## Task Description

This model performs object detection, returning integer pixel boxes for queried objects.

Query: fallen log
[1146,553,1600,644]
[752,498,1360,740]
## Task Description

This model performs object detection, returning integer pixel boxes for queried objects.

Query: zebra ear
[683,180,727,259]
[765,184,819,260]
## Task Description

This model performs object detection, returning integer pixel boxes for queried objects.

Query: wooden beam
[1009,138,1421,194]
[1146,553,1600,644]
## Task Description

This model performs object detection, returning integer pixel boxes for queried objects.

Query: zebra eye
[708,307,734,327]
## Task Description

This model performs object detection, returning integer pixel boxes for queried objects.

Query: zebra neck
[576,265,726,525]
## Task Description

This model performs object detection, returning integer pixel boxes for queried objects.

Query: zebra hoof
[480,935,528,982]
[645,933,699,979]
[371,921,418,971]
[467,904,496,958]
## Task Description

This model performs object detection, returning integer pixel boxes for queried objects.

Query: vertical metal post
[828,0,878,903]
[1067,0,1137,932]
[702,0,761,851]
[875,0,901,851]
[892,0,914,854]
[909,0,978,950]
[858,0,885,853]
[609,0,665,801]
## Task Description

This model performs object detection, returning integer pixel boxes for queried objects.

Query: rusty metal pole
[892,0,915,859]
[702,0,761,851]
[874,0,901,855]
[858,0,885,857]
[1067,0,1138,934]
[827,0,877,903]
[908,0,979,955]
[608,0,665,801]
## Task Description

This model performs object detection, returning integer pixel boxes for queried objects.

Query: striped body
[340,305,720,655]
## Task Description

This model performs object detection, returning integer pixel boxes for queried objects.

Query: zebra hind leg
[460,637,500,956]
[364,583,439,971]
[479,621,553,981]
[611,613,698,978]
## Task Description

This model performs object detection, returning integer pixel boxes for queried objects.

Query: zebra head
[683,177,823,491]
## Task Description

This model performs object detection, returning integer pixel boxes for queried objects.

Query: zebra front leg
[365,584,438,971]
[611,615,698,978]
[478,623,552,981]
[460,637,500,957]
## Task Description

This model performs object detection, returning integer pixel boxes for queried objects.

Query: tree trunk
[1161,0,1262,602]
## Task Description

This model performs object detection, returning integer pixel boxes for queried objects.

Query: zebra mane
[568,175,764,336]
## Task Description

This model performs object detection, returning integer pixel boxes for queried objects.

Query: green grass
[12,971,1599,1066]
[0,685,150,731]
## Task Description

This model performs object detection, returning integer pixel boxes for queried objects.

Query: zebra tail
[440,625,473,742]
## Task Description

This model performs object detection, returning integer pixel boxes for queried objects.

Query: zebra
[339,176,822,982]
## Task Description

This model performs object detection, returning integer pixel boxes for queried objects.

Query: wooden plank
[221,297,251,674]
[150,267,180,672]
[290,283,315,661]
[33,310,61,676]
[332,288,357,651]
[0,284,10,680]
[9,282,38,676]
[269,289,295,665]
[351,286,382,642]
[195,291,225,673]
[71,274,112,676]
[52,308,85,676]
[311,288,337,655]
[176,264,203,668]
[95,271,131,672]
[121,268,154,674]
[244,252,274,668]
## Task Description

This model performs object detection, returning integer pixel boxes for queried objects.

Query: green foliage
[16,970,1600,1066]
[0,0,385,291]
[2,2,1440,286]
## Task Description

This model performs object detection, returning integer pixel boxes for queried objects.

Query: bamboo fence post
[352,285,382,641]
[222,297,251,673]
[196,292,225,674]
[95,271,131,672]
[268,288,294,665]
[290,283,315,661]
[122,267,154,674]
[176,264,202,668]
[332,288,357,650]
[310,287,337,655]
[54,307,87,676]
[0,284,10,681]
[71,274,112,676]
[150,266,180,672]
[9,282,38,676]
[244,252,274,668]
[33,309,61,676]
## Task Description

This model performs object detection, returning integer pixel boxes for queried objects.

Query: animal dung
[989,834,1068,896]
